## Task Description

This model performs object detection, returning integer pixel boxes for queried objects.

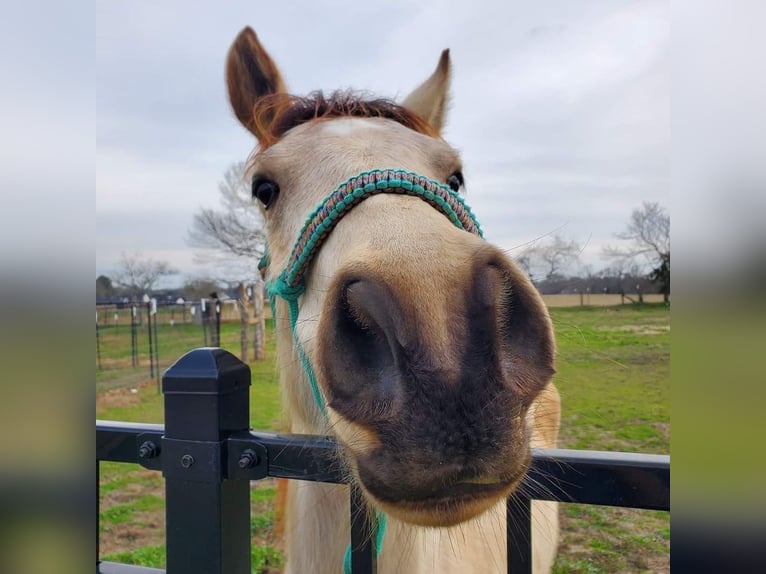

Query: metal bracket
[226,437,268,481]
[136,433,162,471]
[162,438,222,483]
[137,433,269,482]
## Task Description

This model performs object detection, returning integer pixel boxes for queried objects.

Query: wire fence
[96,299,269,392]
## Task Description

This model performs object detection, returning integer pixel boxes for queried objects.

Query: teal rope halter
[261,168,484,573]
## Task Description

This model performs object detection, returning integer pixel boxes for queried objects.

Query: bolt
[238,449,258,469]
[180,454,195,468]
[138,441,159,459]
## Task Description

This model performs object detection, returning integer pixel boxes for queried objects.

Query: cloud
[97,0,669,280]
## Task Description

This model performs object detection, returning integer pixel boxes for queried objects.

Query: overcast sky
[96,0,669,285]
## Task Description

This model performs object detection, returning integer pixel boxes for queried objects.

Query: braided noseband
[274,168,482,293]
[260,168,484,573]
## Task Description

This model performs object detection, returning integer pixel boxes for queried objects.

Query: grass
[551,303,669,573]
[553,304,669,454]
[98,303,669,573]
[104,543,283,572]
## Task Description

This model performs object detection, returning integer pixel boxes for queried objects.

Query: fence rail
[97,348,670,574]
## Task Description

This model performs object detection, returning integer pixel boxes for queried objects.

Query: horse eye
[252,178,280,209]
[447,172,464,192]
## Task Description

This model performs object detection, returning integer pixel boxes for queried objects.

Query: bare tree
[114,252,177,299]
[96,275,115,299]
[605,202,670,302]
[517,254,533,279]
[522,234,582,281]
[188,162,267,278]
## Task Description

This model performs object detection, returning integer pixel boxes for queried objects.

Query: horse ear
[401,49,451,133]
[226,27,287,140]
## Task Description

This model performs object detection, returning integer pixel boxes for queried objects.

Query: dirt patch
[654,421,670,442]
[558,505,669,574]
[100,476,281,559]
[100,511,166,556]
[646,555,671,574]
[596,324,670,335]
[97,382,153,408]
[99,357,153,370]
[102,470,164,503]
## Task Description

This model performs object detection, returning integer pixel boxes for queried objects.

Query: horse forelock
[251,90,438,150]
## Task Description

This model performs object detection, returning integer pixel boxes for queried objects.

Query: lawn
[550,303,670,573]
[97,303,670,573]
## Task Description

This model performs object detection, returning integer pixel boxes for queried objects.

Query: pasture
[97,303,669,573]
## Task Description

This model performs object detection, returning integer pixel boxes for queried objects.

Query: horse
[225,27,561,574]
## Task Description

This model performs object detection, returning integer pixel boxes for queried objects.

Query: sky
[96,0,669,286]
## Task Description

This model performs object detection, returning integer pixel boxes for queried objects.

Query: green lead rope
[260,248,328,415]
[261,168,483,573]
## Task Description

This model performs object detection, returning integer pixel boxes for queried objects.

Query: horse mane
[252,90,438,149]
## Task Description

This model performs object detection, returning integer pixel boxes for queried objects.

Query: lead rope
[260,168,483,573]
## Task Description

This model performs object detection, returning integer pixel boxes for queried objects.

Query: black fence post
[152,300,160,393]
[96,318,102,371]
[215,300,221,347]
[201,299,209,346]
[131,305,138,367]
[506,495,532,574]
[349,484,377,574]
[147,301,155,379]
[161,348,252,574]
[96,460,100,564]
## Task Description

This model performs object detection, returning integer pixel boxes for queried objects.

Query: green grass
[104,544,166,567]
[550,303,670,573]
[98,303,670,572]
[100,494,164,527]
[552,304,669,453]
[103,543,284,572]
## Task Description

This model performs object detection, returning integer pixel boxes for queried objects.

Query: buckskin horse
[225,26,561,574]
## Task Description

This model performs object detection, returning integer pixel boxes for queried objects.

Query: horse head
[226,27,559,529]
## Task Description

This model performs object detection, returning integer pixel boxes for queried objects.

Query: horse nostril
[320,278,403,416]
[478,259,556,398]
[465,264,505,348]
[344,281,383,338]
[341,281,391,371]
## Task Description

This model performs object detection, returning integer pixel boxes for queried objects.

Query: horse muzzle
[316,242,555,526]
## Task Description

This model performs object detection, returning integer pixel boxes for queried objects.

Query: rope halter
[271,168,482,296]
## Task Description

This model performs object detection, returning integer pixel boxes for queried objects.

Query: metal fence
[96,298,269,393]
[96,348,670,574]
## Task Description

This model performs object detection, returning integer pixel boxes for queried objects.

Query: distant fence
[542,293,666,307]
[96,299,249,327]
[97,348,670,574]
[96,297,268,392]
